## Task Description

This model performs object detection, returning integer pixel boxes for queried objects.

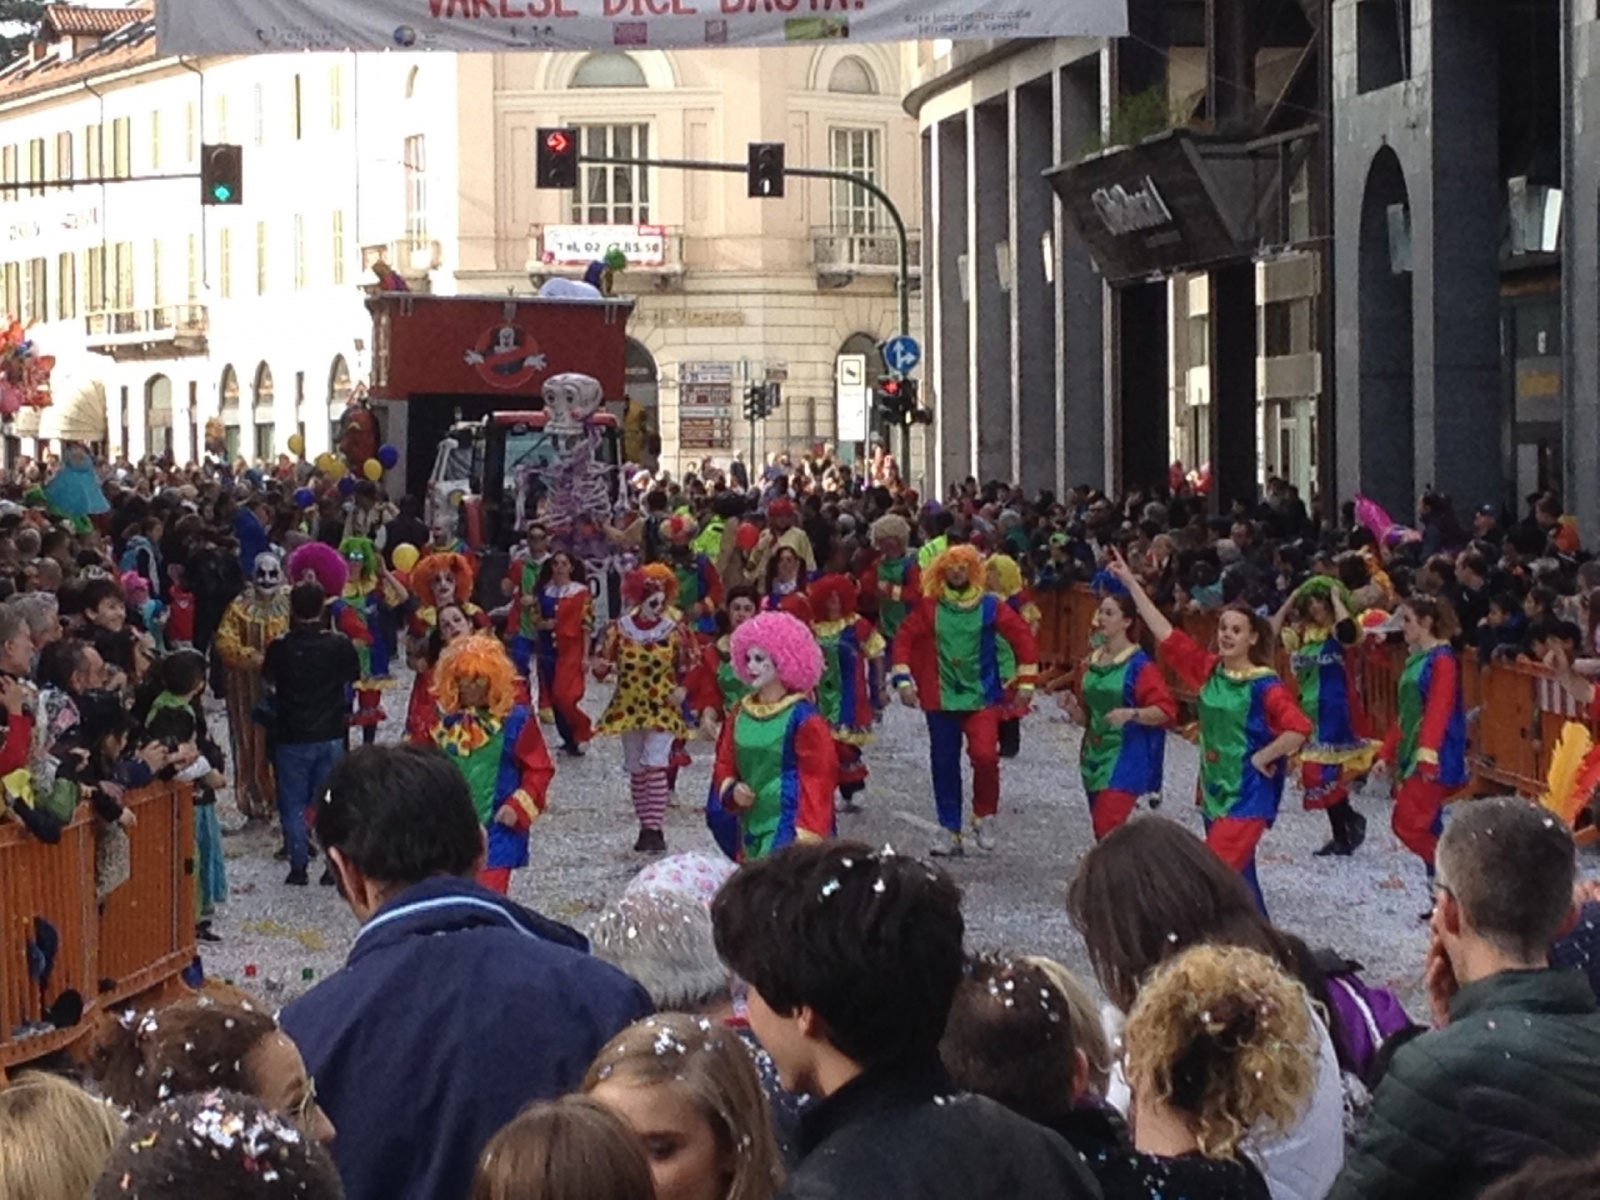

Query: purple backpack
[1324,969,1417,1083]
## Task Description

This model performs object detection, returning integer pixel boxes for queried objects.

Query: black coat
[780,1057,1102,1200]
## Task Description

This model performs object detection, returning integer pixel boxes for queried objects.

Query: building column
[1012,81,1055,494]
[1057,57,1107,494]
[1210,264,1257,511]
[1114,282,1168,494]
[1566,7,1600,536]
[970,99,1010,485]
[932,115,970,495]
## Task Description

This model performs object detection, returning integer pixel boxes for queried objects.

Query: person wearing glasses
[89,993,333,1145]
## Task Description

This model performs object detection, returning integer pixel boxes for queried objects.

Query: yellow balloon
[391,543,420,572]
[323,457,346,480]
[363,458,384,482]
[287,433,305,457]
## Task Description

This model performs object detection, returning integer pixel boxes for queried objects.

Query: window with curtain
[404,135,427,242]
[24,259,45,323]
[576,124,650,225]
[332,211,346,286]
[219,228,233,299]
[828,127,881,235]
[570,52,647,88]
[56,251,75,321]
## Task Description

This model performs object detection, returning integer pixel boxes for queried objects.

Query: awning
[39,377,107,442]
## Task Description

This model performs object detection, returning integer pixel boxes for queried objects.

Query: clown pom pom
[391,542,420,572]
[378,443,400,470]
[287,432,305,457]
[363,458,384,482]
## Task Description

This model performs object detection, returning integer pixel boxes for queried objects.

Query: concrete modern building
[0,4,921,480]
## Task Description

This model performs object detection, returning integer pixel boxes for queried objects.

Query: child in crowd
[121,570,166,654]
[0,1072,124,1200]
[164,562,197,649]
[472,1096,655,1200]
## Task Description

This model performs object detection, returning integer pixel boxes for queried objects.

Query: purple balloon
[293,487,316,508]
[338,475,356,496]
[377,443,400,469]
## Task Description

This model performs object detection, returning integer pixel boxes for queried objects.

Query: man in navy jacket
[281,745,651,1200]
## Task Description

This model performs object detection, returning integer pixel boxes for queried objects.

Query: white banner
[156,0,1126,55]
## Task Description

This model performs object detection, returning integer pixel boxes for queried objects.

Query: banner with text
[157,0,1126,55]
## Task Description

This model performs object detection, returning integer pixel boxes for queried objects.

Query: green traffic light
[212,184,232,202]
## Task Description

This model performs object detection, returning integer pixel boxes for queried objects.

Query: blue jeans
[275,739,345,871]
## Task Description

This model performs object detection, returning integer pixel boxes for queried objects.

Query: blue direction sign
[882,335,921,375]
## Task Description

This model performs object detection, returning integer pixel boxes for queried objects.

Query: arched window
[828,56,877,95]
[253,363,276,460]
[571,52,647,88]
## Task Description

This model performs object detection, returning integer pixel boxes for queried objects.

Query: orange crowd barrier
[1,781,196,1076]
[1035,585,1592,802]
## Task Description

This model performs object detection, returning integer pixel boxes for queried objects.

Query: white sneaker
[930,829,965,858]
[974,817,997,852]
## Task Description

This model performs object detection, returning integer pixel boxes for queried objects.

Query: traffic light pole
[580,153,914,470]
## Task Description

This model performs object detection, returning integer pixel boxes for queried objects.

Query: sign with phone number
[541,225,668,268]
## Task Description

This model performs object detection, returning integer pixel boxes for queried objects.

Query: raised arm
[1104,547,1173,643]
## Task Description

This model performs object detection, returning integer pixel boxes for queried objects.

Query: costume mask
[254,554,284,592]
[744,645,779,691]
[432,571,457,606]
[431,515,457,546]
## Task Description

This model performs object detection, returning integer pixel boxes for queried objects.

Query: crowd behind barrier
[0,782,196,1075]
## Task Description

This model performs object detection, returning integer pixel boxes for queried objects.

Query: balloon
[338,475,356,496]
[324,458,346,480]
[391,543,420,572]
[293,487,316,508]
[377,443,400,470]
[363,458,384,482]
[287,433,305,457]
[735,522,760,553]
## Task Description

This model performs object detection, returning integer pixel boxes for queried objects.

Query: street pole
[581,153,914,473]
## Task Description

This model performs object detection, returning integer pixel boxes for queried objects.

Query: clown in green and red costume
[862,513,921,649]
[660,514,723,638]
[809,573,885,812]
[709,611,836,861]
[891,544,1038,857]
[331,537,409,744]
[1109,549,1310,914]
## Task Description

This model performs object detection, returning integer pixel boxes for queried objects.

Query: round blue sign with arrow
[882,335,921,375]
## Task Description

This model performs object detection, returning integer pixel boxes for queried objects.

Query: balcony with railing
[85,304,209,359]
[812,227,922,284]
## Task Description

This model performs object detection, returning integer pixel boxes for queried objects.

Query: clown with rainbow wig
[708,610,837,861]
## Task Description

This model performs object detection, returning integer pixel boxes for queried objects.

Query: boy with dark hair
[1330,798,1600,1200]
[281,743,650,1200]
[710,841,1099,1200]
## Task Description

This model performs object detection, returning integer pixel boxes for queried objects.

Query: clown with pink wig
[709,611,837,861]
[595,563,697,854]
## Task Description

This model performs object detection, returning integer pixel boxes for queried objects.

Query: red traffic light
[545,130,570,154]
[880,379,901,396]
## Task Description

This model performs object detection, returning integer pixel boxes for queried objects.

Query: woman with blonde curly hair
[430,634,554,894]
[1123,943,1318,1200]
[584,1013,783,1200]
[0,1072,125,1200]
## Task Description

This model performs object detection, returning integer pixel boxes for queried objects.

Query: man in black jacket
[261,582,360,885]
[711,841,1101,1200]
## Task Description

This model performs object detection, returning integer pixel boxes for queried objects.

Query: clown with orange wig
[807,573,885,812]
[430,634,555,894]
[891,544,1039,857]
[595,563,696,854]
[709,611,837,861]
[406,552,488,648]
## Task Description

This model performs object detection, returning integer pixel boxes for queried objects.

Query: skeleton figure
[214,551,291,821]
[540,373,616,567]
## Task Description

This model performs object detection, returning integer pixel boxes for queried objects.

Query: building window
[1288,163,1311,245]
[151,239,165,307]
[256,221,268,295]
[187,234,199,301]
[219,227,233,299]
[84,124,102,179]
[253,83,265,146]
[1,146,15,205]
[293,214,306,290]
[3,263,20,319]
[112,241,133,308]
[55,131,72,186]
[1262,297,1317,358]
[150,111,162,171]
[292,74,303,140]
[86,245,106,311]
[829,128,881,234]
[184,102,196,162]
[576,124,650,225]
[216,95,229,144]
[56,252,75,321]
[112,118,130,179]
[332,210,346,286]
[27,138,43,197]
[24,258,46,323]
[1358,0,1411,94]
[329,65,344,131]
[404,135,427,243]
[827,56,878,95]
[570,52,647,88]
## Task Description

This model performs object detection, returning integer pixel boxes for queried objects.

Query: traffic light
[536,127,579,189]
[874,375,907,422]
[747,142,785,199]
[899,378,930,425]
[200,144,243,206]
[743,383,762,421]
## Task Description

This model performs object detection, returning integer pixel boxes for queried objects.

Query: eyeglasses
[293,1076,320,1133]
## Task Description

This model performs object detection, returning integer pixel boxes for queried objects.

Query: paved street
[201,667,1440,1011]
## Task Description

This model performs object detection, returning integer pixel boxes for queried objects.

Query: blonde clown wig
[434,634,519,720]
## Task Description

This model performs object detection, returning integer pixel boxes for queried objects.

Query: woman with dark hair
[761,545,806,612]
[403,602,475,744]
[1375,594,1467,886]
[535,550,594,756]
[1058,591,1176,839]
[1067,817,1347,1200]
[1106,548,1310,911]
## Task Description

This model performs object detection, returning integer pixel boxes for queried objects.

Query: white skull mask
[744,645,779,691]
[542,373,604,427]
[254,554,284,592]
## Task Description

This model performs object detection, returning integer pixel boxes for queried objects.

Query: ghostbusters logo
[464,322,549,389]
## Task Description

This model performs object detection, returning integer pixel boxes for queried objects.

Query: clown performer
[657,515,722,641]
[285,542,349,610]
[862,513,921,655]
[891,545,1040,857]
[430,634,554,894]
[1107,548,1310,913]
[684,585,762,738]
[985,553,1042,759]
[213,552,291,822]
[1271,577,1377,857]
[594,564,696,855]
[331,537,409,745]
[1058,591,1177,840]
[532,550,595,756]
[406,551,488,665]
[708,610,837,861]
[807,573,885,814]
[406,602,476,744]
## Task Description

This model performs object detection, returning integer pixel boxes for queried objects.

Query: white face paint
[254,555,284,592]
[745,645,779,691]
[640,590,667,619]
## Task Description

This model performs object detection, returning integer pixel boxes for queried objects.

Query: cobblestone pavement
[202,668,1441,1009]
